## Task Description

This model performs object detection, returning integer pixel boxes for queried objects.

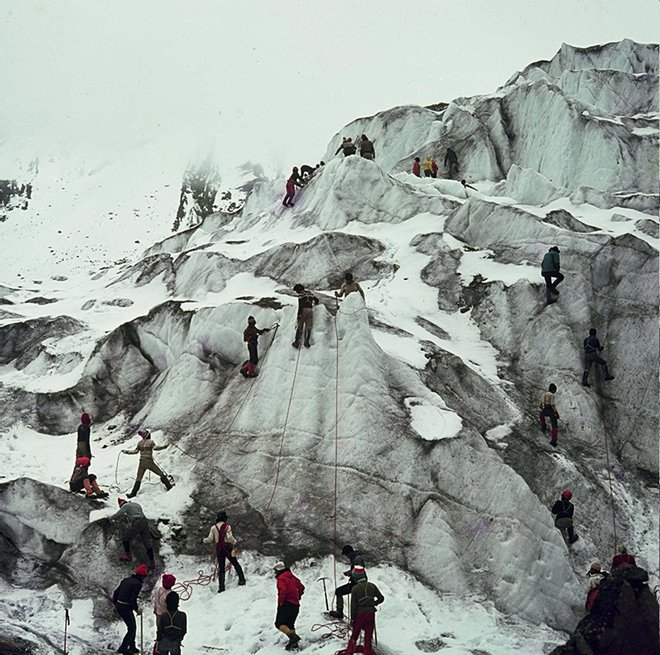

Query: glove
[121,450,128,454]
[343,570,351,577]
[334,291,339,297]
[554,413,560,419]
[265,328,271,333]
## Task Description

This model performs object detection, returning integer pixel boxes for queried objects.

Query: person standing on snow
[273,561,305,651]
[541,246,564,305]
[122,428,172,498]
[76,412,93,459]
[539,383,560,447]
[444,147,459,177]
[292,283,319,349]
[69,456,108,499]
[412,157,421,177]
[113,498,157,569]
[329,544,366,619]
[431,158,439,178]
[202,510,246,592]
[423,156,433,177]
[242,315,271,378]
[335,272,365,302]
[156,591,187,655]
[585,562,608,613]
[343,565,385,655]
[551,490,579,545]
[283,167,303,207]
[113,564,149,655]
[335,137,357,157]
[153,573,177,617]
[582,328,615,387]
[359,134,375,160]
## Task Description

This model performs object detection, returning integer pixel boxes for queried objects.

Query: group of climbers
[282,162,325,207]
[583,544,637,613]
[113,568,186,654]
[411,147,459,179]
[335,134,376,160]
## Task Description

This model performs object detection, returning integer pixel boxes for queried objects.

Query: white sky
[0,0,658,177]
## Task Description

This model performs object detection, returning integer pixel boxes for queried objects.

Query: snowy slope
[0,39,658,655]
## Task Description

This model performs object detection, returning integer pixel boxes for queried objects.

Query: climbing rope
[332,299,340,591]
[264,340,303,511]
[602,430,618,554]
[310,619,350,641]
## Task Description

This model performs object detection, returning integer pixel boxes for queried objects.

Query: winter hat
[293,284,304,293]
[561,489,573,500]
[247,316,256,324]
[550,246,560,253]
[341,544,354,557]
[137,428,151,438]
[162,574,176,589]
[135,564,149,576]
[273,561,286,572]
[81,413,91,425]
[75,457,90,467]
[118,498,128,507]
[351,565,366,580]
[588,562,601,574]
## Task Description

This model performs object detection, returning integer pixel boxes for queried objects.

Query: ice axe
[63,608,70,654]
[317,576,331,611]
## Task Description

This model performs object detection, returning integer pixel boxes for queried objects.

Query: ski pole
[317,576,330,611]
[63,608,70,654]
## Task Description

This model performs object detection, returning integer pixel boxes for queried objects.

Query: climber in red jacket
[273,562,305,651]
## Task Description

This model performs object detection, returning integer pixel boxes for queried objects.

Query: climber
[412,157,421,177]
[423,156,433,177]
[582,328,615,387]
[461,179,477,192]
[329,544,366,619]
[113,498,156,569]
[541,246,564,305]
[283,167,303,207]
[539,383,560,447]
[431,158,438,178]
[202,510,246,592]
[341,565,384,655]
[69,456,108,499]
[335,272,365,302]
[299,164,316,182]
[113,564,149,655]
[242,315,271,377]
[585,562,609,613]
[156,591,187,655]
[335,137,357,157]
[611,544,637,569]
[359,134,375,160]
[153,573,177,617]
[444,147,459,177]
[273,561,305,651]
[292,283,319,349]
[76,412,92,459]
[122,428,173,498]
[551,490,579,545]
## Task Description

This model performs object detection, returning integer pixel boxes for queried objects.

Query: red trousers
[344,612,375,655]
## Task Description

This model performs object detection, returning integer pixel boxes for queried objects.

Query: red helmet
[561,489,572,500]
[135,564,149,576]
[76,457,90,467]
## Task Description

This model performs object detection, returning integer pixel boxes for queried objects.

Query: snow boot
[581,371,590,387]
[303,331,311,348]
[604,366,615,381]
[292,329,302,349]
[160,475,173,491]
[328,610,344,619]
[285,633,301,650]
[127,481,141,498]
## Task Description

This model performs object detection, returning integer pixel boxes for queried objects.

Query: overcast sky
[1,0,658,176]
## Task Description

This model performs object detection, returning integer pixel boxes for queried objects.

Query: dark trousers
[247,342,259,366]
[283,191,295,206]
[116,604,136,652]
[543,272,564,302]
[585,352,607,372]
[275,601,300,630]
[217,546,245,590]
[335,579,355,614]
[345,612,375,655]
[539,405,558,442]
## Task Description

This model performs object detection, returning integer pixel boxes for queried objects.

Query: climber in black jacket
[551,490,579,545]
[582,328,615,387]
[113,564,149,654]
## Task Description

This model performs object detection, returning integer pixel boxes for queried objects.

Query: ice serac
[178,293,581,627]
